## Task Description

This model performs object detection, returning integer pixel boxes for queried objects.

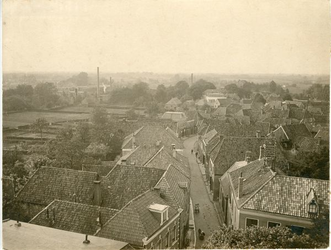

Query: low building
[165,98,182,111]
[161,112,187,122]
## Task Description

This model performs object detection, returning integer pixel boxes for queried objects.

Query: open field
[3,111,90,128]
[58,106,146,115]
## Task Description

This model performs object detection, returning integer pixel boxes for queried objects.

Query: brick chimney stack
[256,130,261,138]
[172,144,176,158]
[245,151,251,163]
[93,177,102,206]
[238,172,244,198]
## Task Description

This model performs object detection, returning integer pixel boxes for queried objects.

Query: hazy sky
[2,0,330,74]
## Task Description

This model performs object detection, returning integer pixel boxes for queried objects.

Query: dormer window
[308,200,318,218]
[307,188,319,218]
[148,203,169,225]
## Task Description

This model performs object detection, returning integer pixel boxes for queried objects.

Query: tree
[293,147,329,180]
[269,80,277,93]
[76,122,91,145]
[155,84,168,103]
[32,118,49,139]
[174,81,189,98]
[253,93,266,104]
[85,142,109,160]
[33,82,59,108]
[126,108,138,120]
[91,106,108,126]
[203,225,322,249]
[188,79,216,100]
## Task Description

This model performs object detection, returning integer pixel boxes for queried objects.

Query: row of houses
[5,125,191,249]
[195,120,329,233]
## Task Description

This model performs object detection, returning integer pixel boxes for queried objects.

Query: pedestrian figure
[198,229,201,235]
[191,149,193,154]
[195,152,198,158]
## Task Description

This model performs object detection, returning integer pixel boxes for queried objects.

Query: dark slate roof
[30,200,118,235]
[155,164,190,209]
[228,159,275,207]
[96,190,179,246]
[212,137,272,175]
[101,165,165,209]
[82,163,116,176]
[282,124,312,143]
[16,167,98,205]
[243,175,329,218]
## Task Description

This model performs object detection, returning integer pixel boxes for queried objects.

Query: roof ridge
[239,171,276,208]
[143,146,165,167]
[15,167,43,198]
[29,199,58,223]
[154,164,171,187]
[97,189,153,234]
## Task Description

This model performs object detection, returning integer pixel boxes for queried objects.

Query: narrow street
[183,136,220,249]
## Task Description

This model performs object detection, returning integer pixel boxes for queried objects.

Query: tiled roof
[82,163,116,176]
[228,159,275,207]
[212,137,273,175]
[243,175,329,218]
[123,125,183,152]
[155,164,190,209]
[282,124,312,143]
[166,97,182,105]
[212,107,226,117]
[161,112,187,121]
[206,134,222,154]
[16,167,98,205]
[288,108,310,120]
[125,145,161,166]
[101,165,165,209]
[205,119,269,137]
[96,190,179,246]
[226,103,242,115]
[30,200,118,235]
[143,146,190,177]
[203,129,218,145]
[315,128,329,142]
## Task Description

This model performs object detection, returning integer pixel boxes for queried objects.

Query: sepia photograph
[2,0,330,249]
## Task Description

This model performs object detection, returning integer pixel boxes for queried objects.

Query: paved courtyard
[183,136,220,249]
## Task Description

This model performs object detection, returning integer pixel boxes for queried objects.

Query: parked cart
[194,204,200,213]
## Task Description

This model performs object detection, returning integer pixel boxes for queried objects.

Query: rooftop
[243,175,329,218]
[96,190,179,246]
[30,200,119,236]
[3,220,129,250]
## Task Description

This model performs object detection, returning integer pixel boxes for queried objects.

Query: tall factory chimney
[191,73,194,85]
[97,67,100,100]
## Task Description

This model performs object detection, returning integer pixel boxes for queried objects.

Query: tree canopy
[203,225,325,249]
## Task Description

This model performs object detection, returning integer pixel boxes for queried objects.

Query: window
[286,225,305,235]
[268,222,281,228]
[164,232,170,248]
[246,218,258,228]
[172,224,177,242]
